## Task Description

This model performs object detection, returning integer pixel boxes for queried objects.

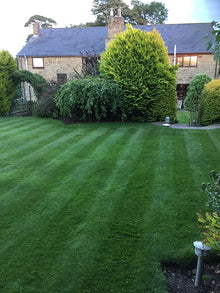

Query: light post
[193,241,212,287]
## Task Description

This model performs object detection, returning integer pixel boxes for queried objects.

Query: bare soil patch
[162,263,220,293]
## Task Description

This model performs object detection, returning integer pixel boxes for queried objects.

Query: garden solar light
[165,116,170,124]
[163,116,170,127]
[193,241,212,287]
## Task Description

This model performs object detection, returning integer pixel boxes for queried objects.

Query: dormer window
[32,57,44,68]
[177,56,198,67]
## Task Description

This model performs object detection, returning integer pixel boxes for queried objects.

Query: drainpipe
[24,54,28,70]
[173,45,176,65]
[24,54,32,101]
[18,57,26,100]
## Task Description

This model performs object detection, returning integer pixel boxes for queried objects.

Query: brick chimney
[33,21,40,37]
[105,8,124,48]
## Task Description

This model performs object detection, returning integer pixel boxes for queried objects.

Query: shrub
[55,78,125,122]
[198,212,220,251]
[199,79,220,126]
[99,24,177,122]
[33,81,60,118]
[198,170,220,251]
[184,73,212,111]
[201,170,220,215]
[0,50,17,115]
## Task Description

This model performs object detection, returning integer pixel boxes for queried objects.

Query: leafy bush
[198,212,220,251]
[199,79,220,126]
[33,81,60,118]
[198,170,220,251]
[0,50,17,115]
[201,170,220,215]
[99,24,177,122]
[55,78,125,121]
[184,73,211,111]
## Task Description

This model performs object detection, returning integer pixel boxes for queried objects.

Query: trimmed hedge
[199,79,220,126]
[55,78,125,122]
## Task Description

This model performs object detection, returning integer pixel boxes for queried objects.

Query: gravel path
[152,122,220,130]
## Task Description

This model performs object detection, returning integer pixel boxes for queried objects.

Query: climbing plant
[13,70,46,99]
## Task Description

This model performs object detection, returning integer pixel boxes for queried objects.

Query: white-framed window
[177,56,198,67]
[32,57,44,68]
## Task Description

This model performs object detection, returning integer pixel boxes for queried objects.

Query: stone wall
[18,52,217,101]
[18,56,83,81]
[18,56,83,100]
[168,53,216,84]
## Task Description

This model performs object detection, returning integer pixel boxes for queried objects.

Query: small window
[57,74,67,84]
[32,57,44,68]
[177,57,183,66]
[177,56,198,67]
[183,57,190,66]
[190,56,197,66]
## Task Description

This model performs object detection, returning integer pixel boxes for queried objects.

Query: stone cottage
[17,9,217,107]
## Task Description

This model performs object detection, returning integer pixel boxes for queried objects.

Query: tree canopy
[24,15,57,28]
[91,0,168,26]
[25,15,57,42]
[204,21,220,78]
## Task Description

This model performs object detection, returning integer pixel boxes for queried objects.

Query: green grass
[177,110,190,124]
[0,117,219,293]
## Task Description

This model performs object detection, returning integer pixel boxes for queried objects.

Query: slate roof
[17,23,213,57]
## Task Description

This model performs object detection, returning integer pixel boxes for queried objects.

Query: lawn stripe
[184,129,220,177]
[0,125,116,215]
[0,122,138,290]
[0,119,219,293]
[206,129,220,152]
[42,125,155,292]
[0,125,128,248]
[0,117,50,139]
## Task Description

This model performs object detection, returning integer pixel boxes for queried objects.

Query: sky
[0,0,219,57]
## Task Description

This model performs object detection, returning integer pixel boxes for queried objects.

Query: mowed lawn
[0,117,219,293]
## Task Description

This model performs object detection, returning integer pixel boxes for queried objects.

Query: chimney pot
[118,7,121,17]
[110,8,114,17]
[33,21,40,36]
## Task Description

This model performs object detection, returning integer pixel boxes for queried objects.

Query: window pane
[177,57,182,66]
[183,57,190,66]
[190,56,197,66]
[33,58,43,68]
[57,74,67,84]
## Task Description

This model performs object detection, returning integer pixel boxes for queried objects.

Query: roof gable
[17,23,213,57]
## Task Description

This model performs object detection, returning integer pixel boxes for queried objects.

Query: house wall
[168,53,216,84]
[18,56,83,100]
[17,53,217,101]
[18,56,83,81]
[19,53,216,85]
